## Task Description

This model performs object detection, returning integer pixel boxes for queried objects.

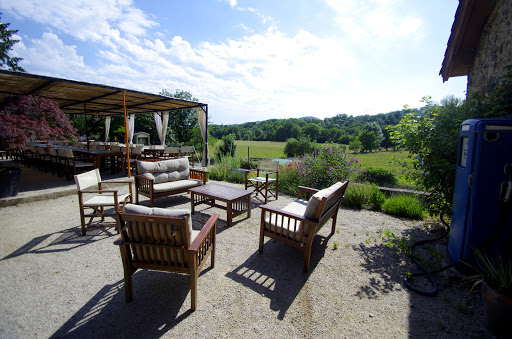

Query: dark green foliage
[361,167,398,187]
[0,14,24,71]
[348,138,362,153]
[216,134,237,158]
[391,65,512,214]
[341,182,383,210]
[284,137,318,157]
[226,170,246,184]
[358,121,383,152]
[382,195,424,219]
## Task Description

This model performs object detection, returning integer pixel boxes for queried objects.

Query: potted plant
[463,249,512,337]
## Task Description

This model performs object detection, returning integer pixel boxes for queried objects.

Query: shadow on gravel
[50,270,200,338]
[352,225,490,337]
[225,234,331,320]
[1,226,115,261]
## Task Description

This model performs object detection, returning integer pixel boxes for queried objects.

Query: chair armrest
[298,186,319,200]
[78,189,120,194]
[100,180,133,184]
[259,205,309,222]
[113,237,123,245]
[189,213,220,251]
[190,169,207,184]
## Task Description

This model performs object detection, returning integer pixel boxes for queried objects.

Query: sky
[0,0,468,125]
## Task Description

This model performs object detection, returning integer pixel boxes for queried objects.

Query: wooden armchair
[259,181,349,272]
[114,204,219,311]
[74,169,132,235]
[243,160,279,204]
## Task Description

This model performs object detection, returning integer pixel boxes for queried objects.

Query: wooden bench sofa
[259,181,349,272]
[134,158,207,207]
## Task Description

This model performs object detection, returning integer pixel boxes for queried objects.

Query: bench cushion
[153,179,204,193]
[264,198,309,242]
[304,181,345,219]
[137,158,190,184]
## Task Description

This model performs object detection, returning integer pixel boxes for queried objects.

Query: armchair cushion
[304,181,345,219]
[124,204,193,243]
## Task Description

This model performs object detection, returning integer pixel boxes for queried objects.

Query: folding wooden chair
[244,160,279,204]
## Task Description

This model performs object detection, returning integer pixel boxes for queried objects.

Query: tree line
[209,108,421,152]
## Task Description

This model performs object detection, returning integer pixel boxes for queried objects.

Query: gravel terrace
[0,173,494,338]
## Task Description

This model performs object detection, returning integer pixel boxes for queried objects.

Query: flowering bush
[0,95,77,147]
[280,144,361,195]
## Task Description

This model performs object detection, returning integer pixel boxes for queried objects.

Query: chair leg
[304,247,311,272]
[79,208,87,236]
[190,273,197,311]
[124,272,133,302]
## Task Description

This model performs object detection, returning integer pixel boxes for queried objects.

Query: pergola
[0,69,210,174]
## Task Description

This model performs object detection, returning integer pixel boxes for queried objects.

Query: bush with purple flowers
[279,143,361,196]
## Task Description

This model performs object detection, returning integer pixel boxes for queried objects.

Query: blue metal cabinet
[448,119,512,263]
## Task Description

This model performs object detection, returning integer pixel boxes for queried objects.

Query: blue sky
[1,0,467,124]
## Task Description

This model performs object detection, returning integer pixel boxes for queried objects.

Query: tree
[381,125,394,151]
[0,95,77,145]
[161,89,199,145]
[348,138,362,153]
[0,14,24,71]
[284,136,318,157]
[216,133,236,158]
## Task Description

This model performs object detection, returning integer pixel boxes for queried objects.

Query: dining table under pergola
[0,69,210,176]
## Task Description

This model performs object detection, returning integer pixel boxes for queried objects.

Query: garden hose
[403,211,458,296]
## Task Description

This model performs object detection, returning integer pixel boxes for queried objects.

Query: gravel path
[0,180,494,338]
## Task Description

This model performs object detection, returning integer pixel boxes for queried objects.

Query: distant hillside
[299,116,320,121]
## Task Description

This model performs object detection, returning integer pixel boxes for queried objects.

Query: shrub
[342,182,383,210]
[382,194,424,219]
[226,170,246,184]
[279,144,361,195]
[370,187,386,211]
[208,154,241,181]
[284,136,318,157]
[360,167,398,187]
[348,138,362,153]
[215,133,237,158]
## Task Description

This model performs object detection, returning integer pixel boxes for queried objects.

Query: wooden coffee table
[189,184,252,227]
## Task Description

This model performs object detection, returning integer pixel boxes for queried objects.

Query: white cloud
[325,0,422,49]
[0,0,157,43]
[14,32,88,78]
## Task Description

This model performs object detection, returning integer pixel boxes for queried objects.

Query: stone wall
[468,0,512,95]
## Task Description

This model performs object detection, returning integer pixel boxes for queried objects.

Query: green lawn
[346,150,409,177]
[210,140,408,177]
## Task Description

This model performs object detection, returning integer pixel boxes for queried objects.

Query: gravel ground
[0,178,495,338]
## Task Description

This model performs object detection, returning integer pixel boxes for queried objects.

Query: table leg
[227,201,233,227]
[247,195,251,218]
[191,192,196,214]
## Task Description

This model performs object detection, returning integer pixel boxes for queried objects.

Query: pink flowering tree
[0,95,78,147]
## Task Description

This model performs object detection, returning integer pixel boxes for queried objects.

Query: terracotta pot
[482,282,512,338]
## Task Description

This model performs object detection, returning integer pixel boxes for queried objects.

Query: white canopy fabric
[104,116,111,142]
[197,107,209,166]
[127,114,135,145]
[154,111,169,145]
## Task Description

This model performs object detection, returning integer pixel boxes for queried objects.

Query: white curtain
[196,106,209,166]
[127,114,135,145]
[154,111,169,145]
[104,116,111,142]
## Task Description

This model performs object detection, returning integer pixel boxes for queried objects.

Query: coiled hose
[403,211,459,296]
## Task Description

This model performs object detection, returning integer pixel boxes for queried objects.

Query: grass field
[210,140,409,176]
[209,140,414,188]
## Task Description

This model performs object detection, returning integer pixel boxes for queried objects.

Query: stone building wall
[468,0,512,95]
